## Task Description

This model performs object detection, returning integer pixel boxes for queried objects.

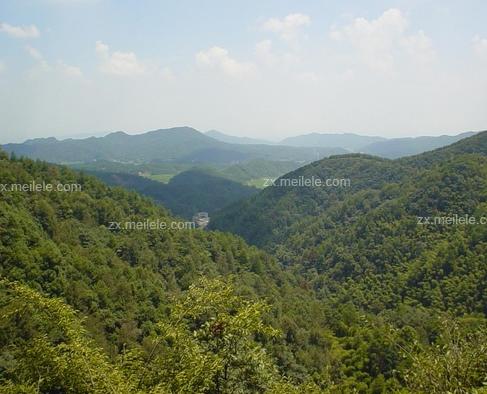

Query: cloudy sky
[0,0,486,143]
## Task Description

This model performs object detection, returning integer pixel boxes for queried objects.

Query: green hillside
[89,168,259,219]
[211,131,487,249]
[210,154,410,247]
[0,151,324,391]
[1,137,487,392]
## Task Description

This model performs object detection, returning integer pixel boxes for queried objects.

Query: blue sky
[1,0,486,142]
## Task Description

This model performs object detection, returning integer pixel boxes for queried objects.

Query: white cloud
[330,8,434,71]
[25,46,82,77]
[254,39,301,73]
[0,23,39,38]
[330,9,407,71]
[95,40,146,76]
[262,13,310,42]
[25,45,43,61]
[25,45,49,69]
[473,35,487,60]
[57,61,83,77]
[255,40,277,66]
[196,46,256,78]
[401,30,436,63]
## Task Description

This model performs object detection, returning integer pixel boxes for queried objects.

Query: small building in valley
[192,212,210,229]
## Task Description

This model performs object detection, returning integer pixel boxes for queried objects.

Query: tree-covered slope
[0,152,286,348]
[89,168,259,219]
[211,131,487,248]
[280,155,487,312]
[210,132,487,315]
[0,151,346,390]
[210,154,410,247]
[1,145,487,393]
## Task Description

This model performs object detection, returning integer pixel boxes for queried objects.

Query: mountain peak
[24,136,58,145]
[105,131,128,139]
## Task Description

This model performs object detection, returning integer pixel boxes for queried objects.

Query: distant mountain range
[208,130,478,159]
[279,132,385,151]
[205,130,274,145]
[2,127,344,165]
[360,132,477,158]
[2,128,478,166]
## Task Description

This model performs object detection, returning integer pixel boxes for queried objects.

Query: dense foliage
[88,169,258,219]
[1,278,319,393]
[1,132,487,392]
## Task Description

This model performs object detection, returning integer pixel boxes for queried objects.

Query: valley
[1,130,486,392]
[1,2,486,391]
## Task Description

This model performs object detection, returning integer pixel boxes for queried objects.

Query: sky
[0,0,486,143]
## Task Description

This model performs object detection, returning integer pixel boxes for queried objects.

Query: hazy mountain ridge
[361,131,477,158]
[2,127,345,165]
[280,132,386,151]
[206,130,275,145]
[204,129,478,159]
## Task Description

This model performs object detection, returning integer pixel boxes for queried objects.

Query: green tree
[137,277,292,393]
[0,279,134,394]
[402,317,487,393]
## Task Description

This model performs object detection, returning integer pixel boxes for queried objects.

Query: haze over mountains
[208,130,478,158]
[2,127,478,222]
[3,127,477,165]
[279,132,386,151]
[361,131,477,158]
[2,127,344,164]
[205,130,275,145]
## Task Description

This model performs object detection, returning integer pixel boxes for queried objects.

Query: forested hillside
[0,151,323,391]
[209,132,487,390]
[1,139,487,392]
[211,131,487,248]
[211,132,487,312]
[210,154,410,247]
[88,169,259,219]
